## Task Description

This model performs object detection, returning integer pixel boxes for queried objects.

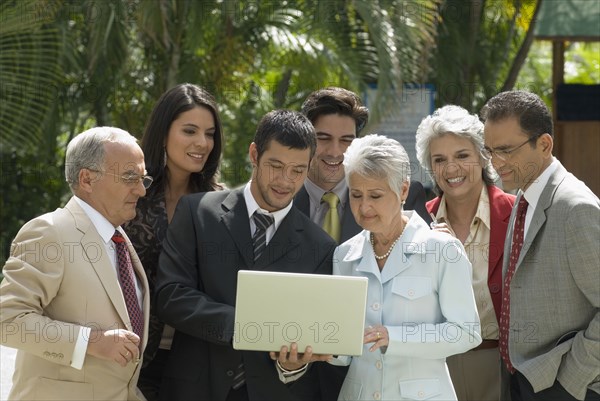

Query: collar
[73,196,121,243]
[436,185,491,232]
[523,157,559,211]
[243,182,292,231]
[304,178,348,207]
[342,210,429,262]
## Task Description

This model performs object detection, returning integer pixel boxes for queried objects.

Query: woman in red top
[416,105,515,401]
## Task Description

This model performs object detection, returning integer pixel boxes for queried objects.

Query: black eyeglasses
[90,170,153,189]
[481,135,540,161]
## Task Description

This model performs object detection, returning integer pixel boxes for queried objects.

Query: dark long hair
[141,83,224,195]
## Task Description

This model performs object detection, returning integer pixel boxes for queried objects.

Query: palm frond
[0,0,63,150]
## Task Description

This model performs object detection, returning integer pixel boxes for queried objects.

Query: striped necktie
[252,211,274,262]
[232,212,274,390]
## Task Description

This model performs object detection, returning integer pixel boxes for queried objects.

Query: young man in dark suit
[155,110,337,401]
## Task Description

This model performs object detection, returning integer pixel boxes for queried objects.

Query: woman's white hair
[65,126,138,191]
[415,105,496,193]
[343,134,410,198]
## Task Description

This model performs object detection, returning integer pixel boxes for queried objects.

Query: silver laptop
[233,270,368,356]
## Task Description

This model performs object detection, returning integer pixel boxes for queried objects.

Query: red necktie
[112,231,144,339]
[499,195,529,373]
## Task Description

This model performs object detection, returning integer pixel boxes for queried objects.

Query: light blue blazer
[332,211,482,401]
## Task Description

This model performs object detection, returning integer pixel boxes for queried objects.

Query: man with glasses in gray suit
[482,90,599,401]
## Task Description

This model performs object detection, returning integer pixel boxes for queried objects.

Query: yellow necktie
[322,192,341,243]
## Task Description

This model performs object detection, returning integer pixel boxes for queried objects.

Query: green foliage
[1,0,441,263]
[515,41,600,108]
[430,0,539,111]
[515,40,553,106]
[4,0,597,267]
[0,0,63,149]
[0,144,70,267]
[564,42,600,84]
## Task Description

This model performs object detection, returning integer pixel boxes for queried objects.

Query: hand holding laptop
[269,342,333,371]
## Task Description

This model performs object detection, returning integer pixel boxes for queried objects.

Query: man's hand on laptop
[270,342,332,371]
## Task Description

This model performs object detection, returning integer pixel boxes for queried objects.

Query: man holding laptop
[155,110,337,401]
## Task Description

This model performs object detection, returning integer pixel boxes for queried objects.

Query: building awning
[534,0,600,41]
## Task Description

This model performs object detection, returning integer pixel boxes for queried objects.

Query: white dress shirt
[243,182,293,243]
[71,196,144,369]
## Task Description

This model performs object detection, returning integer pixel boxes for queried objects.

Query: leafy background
[1,0,598,269]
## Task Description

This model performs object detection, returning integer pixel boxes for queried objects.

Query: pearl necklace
[370,232,402,260]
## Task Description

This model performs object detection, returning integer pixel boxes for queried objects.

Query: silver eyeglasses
[481,135,540,162]
[91,170,153,189]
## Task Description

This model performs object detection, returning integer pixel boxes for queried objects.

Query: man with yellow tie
[294,87,432,245]
[293,87,432,400]
[293,87,366,245]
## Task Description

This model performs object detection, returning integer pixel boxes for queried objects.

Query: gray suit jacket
[502,161,600,400]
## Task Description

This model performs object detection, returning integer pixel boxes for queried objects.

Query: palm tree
[0,0,442,265]
[1,0,441,149]
[0,0,63,150]
[132,0,441,183]
[430,0,541,111]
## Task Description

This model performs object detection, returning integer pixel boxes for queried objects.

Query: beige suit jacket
[0,197,150,400]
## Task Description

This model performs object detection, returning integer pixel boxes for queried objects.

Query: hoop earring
[163,148,167,168]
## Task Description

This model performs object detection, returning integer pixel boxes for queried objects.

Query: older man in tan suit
[0,127,151,400]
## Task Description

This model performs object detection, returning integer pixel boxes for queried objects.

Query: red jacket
[426,185,515,322]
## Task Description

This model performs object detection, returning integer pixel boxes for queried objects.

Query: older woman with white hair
[415,105,516,401]
[331,134,481,401]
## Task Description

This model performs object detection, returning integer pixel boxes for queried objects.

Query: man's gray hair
[415,105,496,193]
[65,126,138,191]
[343,134,410,198]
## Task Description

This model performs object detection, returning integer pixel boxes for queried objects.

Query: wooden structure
[535,0,600,196]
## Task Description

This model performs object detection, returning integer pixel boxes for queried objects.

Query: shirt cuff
[275,360,309,383]
[70,326,90,369]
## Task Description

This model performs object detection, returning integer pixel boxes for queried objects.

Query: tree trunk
[273,70,292,108]
[502,0,543,91]
[463,0,484,108]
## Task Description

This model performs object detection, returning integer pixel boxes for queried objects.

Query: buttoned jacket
[155,188,336,401]
[502,162,600,400]
[332,212,482,401]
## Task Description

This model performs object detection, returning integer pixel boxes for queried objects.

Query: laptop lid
[233,270,368,356]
